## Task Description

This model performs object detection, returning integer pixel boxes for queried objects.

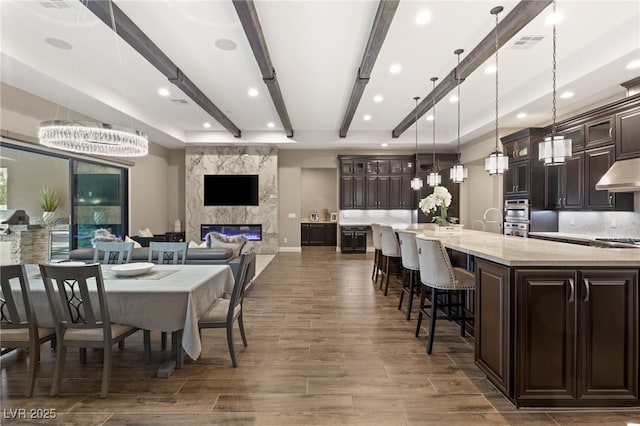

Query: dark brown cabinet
[340,225,367,253]
[301,223,337,246]
[389,175,414,209]
[500,128,546,207]
[615,105,640,159]
[366,176,390,209]
[584,146,634,210]
[514,268,638,407]
[505,160,529,198]
[340,175,365,209]
[585,117,614,148]
[545,153,583,209]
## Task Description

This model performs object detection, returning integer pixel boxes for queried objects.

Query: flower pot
[42,211,55,224]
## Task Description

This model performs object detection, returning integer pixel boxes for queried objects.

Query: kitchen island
[400,226,639,408]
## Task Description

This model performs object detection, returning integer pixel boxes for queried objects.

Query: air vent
[38,0,71,9]
[170,99,189,105]
[510,35,544,50]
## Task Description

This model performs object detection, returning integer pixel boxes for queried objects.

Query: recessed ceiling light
[389,64,402,74]
[267,122,275,128]
[449,95,459,103]
[416,11,431,25]
[626,59,640,69]
[381,143,388,147]
[248,88,259,97]
[214,38,237,51]
[517,112,527,119]
[373,94,384,103]
[45,37,72,50]
[485,64,497,74]
[203,122,212,128]
[545,11,564,26]
[158,88,170,97]
[363,114,372,121]
[425,114,434,121]
[560,91,574,99]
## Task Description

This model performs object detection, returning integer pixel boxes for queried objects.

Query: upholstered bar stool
[370,223,383,284]
[378,224,402,296]
[414,236,475,354]
[396,230,420,320]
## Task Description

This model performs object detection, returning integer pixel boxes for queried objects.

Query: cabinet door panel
[353,176,365,209]
[516,270,577,403]
[389,176,402,208]
[308,224,326,245]
[584,147,614,209]
[340,176,354,209]
[377,176,390,209]
[516,162,529,195]
[579,270,638,401]
[616,106,640,159]
[366,177,378,209]
[563,154,584,209]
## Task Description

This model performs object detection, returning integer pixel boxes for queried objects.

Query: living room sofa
[68,247,256,282]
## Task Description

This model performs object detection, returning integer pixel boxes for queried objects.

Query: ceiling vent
[38,0,71,9]
[510,35,544,50]
[170,99,189,105]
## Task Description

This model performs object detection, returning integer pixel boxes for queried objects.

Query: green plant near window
[39,186,59,212]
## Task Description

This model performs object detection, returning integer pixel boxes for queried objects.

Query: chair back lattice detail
[148,242,189,265]
[92,241,133,264]
[396,230,420,271]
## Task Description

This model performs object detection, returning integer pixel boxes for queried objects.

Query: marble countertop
[300,220,337,224]
[528,231,640,242]
[398,226,639,267]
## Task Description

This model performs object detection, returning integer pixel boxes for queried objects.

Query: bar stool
[396,230,420,320]
[370,223,383,284]
[378,224,402,296]
[414,236,475,354]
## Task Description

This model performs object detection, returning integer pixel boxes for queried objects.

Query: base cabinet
[301,223,337,246]
[340,226,367,253]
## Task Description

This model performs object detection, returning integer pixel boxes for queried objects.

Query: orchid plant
[419,186,458,226]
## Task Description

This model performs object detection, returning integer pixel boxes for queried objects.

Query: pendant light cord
[431,77,438,171]
[455,50,462,163]
[551,0,557,136]
[494,8,500,152]
[414,96,420,170]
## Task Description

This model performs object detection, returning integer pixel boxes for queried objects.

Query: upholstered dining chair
[396,230,421,320]
[378,224,402,296]
[370,223,383,283]
[0,264,55,397]
[198,253,250,367]
[414,236,475,355]
[39,263,139,398]
[143,241,189,361]
[92,241,134,264]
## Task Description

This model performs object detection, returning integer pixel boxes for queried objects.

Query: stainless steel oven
[504,221,529,237]
[504,199,530,237]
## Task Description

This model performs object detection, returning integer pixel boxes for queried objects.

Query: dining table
[21,263,235,375]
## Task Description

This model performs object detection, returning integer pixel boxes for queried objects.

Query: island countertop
[395,226,640,267]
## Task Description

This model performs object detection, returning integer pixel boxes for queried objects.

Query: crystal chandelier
[538,0,572,165]
[38,1,148,157]
[427,77,441,187]
[410,96,424,190]
[39,121,148,157]
[450,48,468,183]
[485,6,508,176]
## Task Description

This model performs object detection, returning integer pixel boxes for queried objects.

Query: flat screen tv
[204,174,259,206]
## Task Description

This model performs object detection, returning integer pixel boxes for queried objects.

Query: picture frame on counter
[330,212,338,222]
[310,212,319,222]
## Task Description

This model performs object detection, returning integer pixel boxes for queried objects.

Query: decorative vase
[93,211,105,224]
[42,211,55,225]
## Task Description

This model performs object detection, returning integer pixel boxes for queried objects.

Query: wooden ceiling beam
[392,0,552,138]
[83,0,241,137]
[340,0,399,138]
[233,0,294,138]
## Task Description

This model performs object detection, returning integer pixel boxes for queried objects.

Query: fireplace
[201,224,262,241]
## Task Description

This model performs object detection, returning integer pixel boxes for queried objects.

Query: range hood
[595,158,640,192]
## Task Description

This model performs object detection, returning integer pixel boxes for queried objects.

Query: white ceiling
[1,0,639,151]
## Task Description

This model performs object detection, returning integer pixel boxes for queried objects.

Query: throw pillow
[205,231,248,257]
[137,227,154,238]
[125,235,142,248]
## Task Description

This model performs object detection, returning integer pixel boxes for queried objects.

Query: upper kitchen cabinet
[584,117,614,149]
[616,105,640,159]
[584,146,634,211]
[545,152,584,210]
[500,128,546,207]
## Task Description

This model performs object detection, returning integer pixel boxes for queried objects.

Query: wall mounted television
[203,174,259,206]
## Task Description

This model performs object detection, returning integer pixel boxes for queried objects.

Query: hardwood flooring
[2,247,639,424]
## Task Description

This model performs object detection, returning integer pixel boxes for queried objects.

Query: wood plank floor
[2,247,640,424]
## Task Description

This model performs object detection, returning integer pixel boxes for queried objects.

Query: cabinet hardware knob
[568,278,575,302]
[583,278,590,302]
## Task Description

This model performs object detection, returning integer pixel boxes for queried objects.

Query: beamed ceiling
[1,0,639,151]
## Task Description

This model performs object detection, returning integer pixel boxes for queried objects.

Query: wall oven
[504,199,529,237]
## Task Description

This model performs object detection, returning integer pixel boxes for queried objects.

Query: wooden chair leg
[238,314,248,347]
[79,347,87,364]
[427,287,438,355]
[26,342,38,397]
[383,257,391,296]
[51,345,66,396]
[143,330,152,364]
[100,344,112,398]
[460,291,467,337]
[406,270,415,321]
[227,324,237,367]
[375,252,381,283]
[371,249,378,281]
[415,285,426,337]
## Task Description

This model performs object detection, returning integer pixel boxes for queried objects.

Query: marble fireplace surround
[185,146,278,254]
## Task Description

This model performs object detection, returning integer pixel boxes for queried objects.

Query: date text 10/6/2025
[3,408,57,420]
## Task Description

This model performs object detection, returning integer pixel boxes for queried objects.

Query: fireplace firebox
[201,224,262,241]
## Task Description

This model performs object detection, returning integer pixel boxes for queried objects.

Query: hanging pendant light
[485,6,509,175]
[450,48,468,183]
[538,0,572,165]
[427,77,442,187]
[38,1,148,157]
[410,96,424,190]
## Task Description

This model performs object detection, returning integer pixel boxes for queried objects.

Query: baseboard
[279,246,302,252]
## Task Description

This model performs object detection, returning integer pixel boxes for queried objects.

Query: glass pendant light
[485,6,509,175]
[538,0,572,165]
[427,77,442,187]
[410,96,424,190]
[450,48,468,183]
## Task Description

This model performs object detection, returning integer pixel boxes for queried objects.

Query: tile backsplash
[558,211,640,237]
[339,209,415,226]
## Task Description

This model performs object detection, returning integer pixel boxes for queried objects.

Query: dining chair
[198,253,250,367]
[414,236,475,355]
[143,241,189,361]
[39,263,139,398]
[0,264,56,397]
[378,224,402,296]
[370,223,383,283]
[92,241,134,264]
[396,230,420,320]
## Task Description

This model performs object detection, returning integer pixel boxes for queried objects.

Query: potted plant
[39,186,58,224]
